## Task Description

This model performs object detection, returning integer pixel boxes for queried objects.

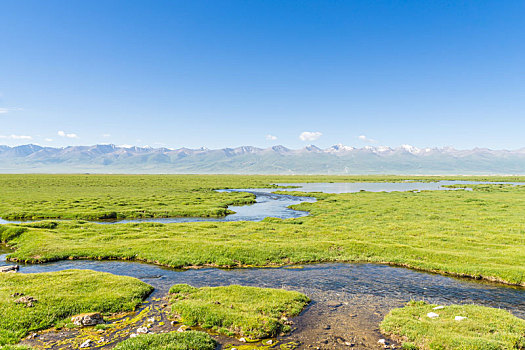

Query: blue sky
[1,0,524,150]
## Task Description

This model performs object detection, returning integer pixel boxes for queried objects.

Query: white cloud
[299,131,322,141]
[58,130,78,138]
[0,134,33,140]
[102,133,111,137]
[0,107,22,114]
[266,134,277,141]
[358,135,377,143]
[45,138,54,142]
[11,135,32,140]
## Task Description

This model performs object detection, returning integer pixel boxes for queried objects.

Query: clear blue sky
[1,0,524,150]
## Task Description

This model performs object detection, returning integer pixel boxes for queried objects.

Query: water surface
[275,180,525,193]
[2,258,522,317]
[2,252,524,348]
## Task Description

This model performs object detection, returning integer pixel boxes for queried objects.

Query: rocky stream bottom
[2,257,524,350]
[20,291,398,350]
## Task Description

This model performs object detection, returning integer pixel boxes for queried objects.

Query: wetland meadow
[1,174,525,350]
[5,1,525,349]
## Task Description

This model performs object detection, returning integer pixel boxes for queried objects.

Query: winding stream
[1,249,525,349]
[0,189,315,225]
[1,181,525,349]
[1,181,522,225]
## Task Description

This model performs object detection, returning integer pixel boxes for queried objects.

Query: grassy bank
[169,284,309,338]
[0,270,153,345]
[380,301,525,349]
[113,331,216,350]
[1,175,525,286]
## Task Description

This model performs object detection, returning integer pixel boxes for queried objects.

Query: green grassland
[0,175,261,220]
[0,269,153,345]
[1,175,525,287]
[169,284,309,338]
[380,301,525,349]
[1,174,524,220]
[113,331,216,350]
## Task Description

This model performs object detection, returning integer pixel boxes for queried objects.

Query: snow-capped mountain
[0,144,524,174]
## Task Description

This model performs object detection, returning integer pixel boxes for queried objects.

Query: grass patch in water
[169,284,309,339]
[113,331,216,350]
[0,270,153,346]
[380,301,525,349]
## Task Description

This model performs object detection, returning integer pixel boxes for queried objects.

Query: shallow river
[1,181,524,349]
[1,249,525,349]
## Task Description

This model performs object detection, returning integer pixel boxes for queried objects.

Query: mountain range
[1,144,525,174]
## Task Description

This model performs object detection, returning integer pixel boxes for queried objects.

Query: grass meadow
[1,175,524,286]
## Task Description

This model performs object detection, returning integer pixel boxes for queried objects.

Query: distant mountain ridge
[1,144,525,174]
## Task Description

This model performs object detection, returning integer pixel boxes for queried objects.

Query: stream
[1,181,524,349]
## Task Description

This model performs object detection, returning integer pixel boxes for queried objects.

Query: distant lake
[274,180,525,193]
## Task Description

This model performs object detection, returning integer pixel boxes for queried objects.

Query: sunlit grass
[0,270,153,345]
[169,284,309,338]
[113,331,216,350]
[381,301,525,349]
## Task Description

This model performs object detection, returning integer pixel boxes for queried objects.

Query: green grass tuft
[380,301,525,349]
[0,227,27,243]
[0,270,153,345]
[169,284,309,338]
[113,331,216,350]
